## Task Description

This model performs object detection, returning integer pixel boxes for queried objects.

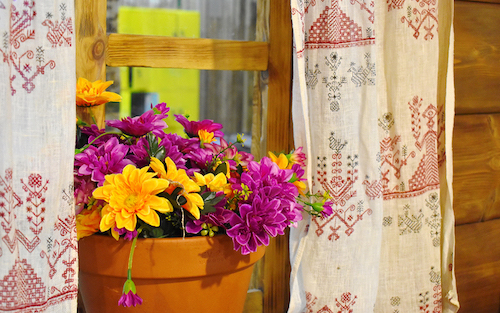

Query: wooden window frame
[75,1,293,312]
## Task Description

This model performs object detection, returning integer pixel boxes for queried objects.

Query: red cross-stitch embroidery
[42,18,73,47]
[363,96,440,201]
[387,0,405,11]
[0,1,60,95]
[0,258,46,310]
[306,0,375,49]
[306,291,318,313]
[0,168,23,255]
[401,0,438,40]
[40,214,77,286]
[313,134,372,240]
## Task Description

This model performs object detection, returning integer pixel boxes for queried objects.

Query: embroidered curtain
[0,1,78,312]
[289,0,458,312]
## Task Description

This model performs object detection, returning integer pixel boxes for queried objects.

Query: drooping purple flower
[320,201,333,218]
[175,114,224,138]
[75,137,133,185]
[226,196,287,255]
[118,291,143,307]
[107,103,169,137]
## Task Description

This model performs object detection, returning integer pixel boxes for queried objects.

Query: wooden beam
[454,1,500,115]
[453,114,500,225]
[455,219,500,313]
[106,34,269,71]
[263,1,293,312]
[75,0,107,128]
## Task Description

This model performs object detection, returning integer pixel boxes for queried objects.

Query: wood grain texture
[453,114,500,225]
[106,34,269,71]
[455,219,500,313]
[454,1,500,115]
[263,1,293,313]
[75,0,107,128]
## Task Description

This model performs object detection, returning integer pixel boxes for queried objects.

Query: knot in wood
[92,39,105,60]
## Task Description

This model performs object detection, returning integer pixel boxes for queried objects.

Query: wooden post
[263,1,293,312]
[75,0,107,128]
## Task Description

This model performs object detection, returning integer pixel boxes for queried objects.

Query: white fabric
[289,0,458,312]
[0,1,78,312]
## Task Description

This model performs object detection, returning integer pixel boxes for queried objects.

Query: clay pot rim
[79,234,266,279]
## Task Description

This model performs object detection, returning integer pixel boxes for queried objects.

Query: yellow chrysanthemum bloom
[193,172,228,192]
[93,164,173,232]
[150,157,204,219]
[76,202,102,240]
[76,77,122,107]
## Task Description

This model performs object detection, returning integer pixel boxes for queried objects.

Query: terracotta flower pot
[79,234,265,313]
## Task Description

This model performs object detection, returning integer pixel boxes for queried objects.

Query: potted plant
[74,78,332,312]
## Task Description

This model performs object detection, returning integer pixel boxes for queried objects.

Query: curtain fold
[0,1,78,312]
[289,0,458,312]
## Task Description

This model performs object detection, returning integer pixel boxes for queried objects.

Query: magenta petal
[118,291,143,307]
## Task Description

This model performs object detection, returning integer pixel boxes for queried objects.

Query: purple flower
[175,114,224,138]
[107,103,169,137]
[118,291,143,307]
[226,196,287,255]
[75,137,133,185]
[80,124,119,146]
[320,201,333,218]
[114,227,138,241]
[74,175,96,214]
[186,206,233,234]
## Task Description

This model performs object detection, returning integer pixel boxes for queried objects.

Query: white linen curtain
[0,0,78,312]
[289,0,458,312]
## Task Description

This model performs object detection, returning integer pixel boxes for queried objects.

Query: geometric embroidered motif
[0,1,62,95]
[398,0,438,40]
[363,96,440,201]
[306,0,375,49]
[0,258,46,309]
[313,133,372,240]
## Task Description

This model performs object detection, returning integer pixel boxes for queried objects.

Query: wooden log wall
[454,1,500,312]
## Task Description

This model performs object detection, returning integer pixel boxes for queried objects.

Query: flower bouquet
[74,78,332,310]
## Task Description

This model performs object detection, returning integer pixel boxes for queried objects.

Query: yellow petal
[137,210,160,227]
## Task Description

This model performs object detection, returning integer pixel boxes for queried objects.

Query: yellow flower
[93,164,173,232]
[198,129,215,145]
[193,172,228,192]
[150,157,204,219]
[76,202,102,240]
[269,151,291,169]
[76,77,122,107]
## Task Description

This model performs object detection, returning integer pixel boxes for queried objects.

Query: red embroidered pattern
[400,0,438,40]
[0,1,68,95]
[313,134,372,239]
[306,0,375,49]
[40,214,77,285]
[0,168,24,255]
[363,96,440,201]
[305,292,357,313]
[0,258,46,309]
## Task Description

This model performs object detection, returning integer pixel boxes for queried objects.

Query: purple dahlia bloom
[128,136,186,168]
[175,114,224,138]
[80,124,119,146]
[74,137,133,185]
[107,103,169,137]
[226,196,287,255]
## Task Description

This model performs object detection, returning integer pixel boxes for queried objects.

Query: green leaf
[214,162,228,176]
